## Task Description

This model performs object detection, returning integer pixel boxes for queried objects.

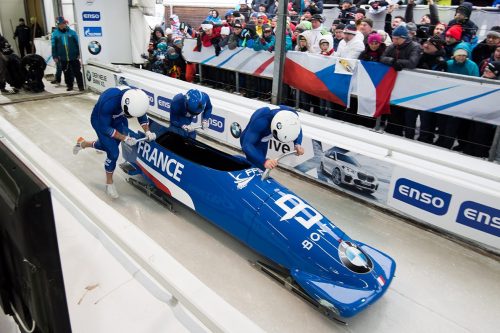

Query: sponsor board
[208,114,225,133]
[84,67,114,91]
[456,201,500,237]
[157,96,171,112]
[392,178,451,216]
[84,27,102,37]
[88,41,101,55]
[388,167,500,250]
[82,11,100,21]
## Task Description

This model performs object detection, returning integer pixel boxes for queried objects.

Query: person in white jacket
[302,14,331,54]
[334,24,365,59]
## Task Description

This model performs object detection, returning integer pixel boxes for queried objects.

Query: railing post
[235,72,240,93]
[295,89,300,109]
[374,116,383,132]
[488,125,500,162]
[198,64,203,84]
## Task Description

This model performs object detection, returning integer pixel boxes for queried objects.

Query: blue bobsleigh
[120,121,396,320]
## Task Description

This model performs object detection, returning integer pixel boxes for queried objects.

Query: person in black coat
[471,28,500,67]
[14,18,32,57]
[22,54,46,93]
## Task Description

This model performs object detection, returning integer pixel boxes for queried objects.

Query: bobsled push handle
[261,151,297,181]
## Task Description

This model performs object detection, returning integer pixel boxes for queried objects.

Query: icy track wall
[85,61,500,254]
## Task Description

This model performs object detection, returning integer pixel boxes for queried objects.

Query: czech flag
[284,52,353,107]
[356,61,398,118]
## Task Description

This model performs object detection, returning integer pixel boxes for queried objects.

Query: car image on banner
[320,147,379,194]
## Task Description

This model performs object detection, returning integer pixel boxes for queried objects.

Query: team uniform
[90,87,149,173]
[169,90,212,138]
[240,105,303,169]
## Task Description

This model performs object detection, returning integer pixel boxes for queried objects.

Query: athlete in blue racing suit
[169,89,212,138]
[240,105,304,170]
[73,86,155,198]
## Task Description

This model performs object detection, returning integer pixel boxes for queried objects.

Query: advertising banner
[84,66,116,91]
[182,39,500,125]
[74,0,132,64]
[387,167,500,250]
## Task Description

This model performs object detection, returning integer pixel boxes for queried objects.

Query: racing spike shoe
[73,137,85,155]
[105,184,119,199]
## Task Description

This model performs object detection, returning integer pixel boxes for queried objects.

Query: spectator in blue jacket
[435,42,479,150]
[253,24,276,51]
[51,16,84,91]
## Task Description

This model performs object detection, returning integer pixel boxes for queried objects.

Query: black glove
[196,36,202,52]
[393,61,403,71]
[214,43,221,56]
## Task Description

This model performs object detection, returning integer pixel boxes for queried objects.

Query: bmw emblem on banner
[230,122,241,138]
[338,241,373,273]
[88,41,101,55]
[86,70,92,82]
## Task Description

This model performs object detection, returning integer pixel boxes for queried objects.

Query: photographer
[304,0,324,15]
[404,0,441,41]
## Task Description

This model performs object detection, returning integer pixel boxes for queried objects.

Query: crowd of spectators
[142,0,500,159]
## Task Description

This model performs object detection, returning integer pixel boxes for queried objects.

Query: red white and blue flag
[356,61,398,118]
[284,53,354,107]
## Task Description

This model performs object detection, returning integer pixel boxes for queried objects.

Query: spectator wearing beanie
[381,24,422,71]
[434,42,479,150]
[444,24,462,59]
[253,24,275,52]
[406,22,419,41]
[471,27,500,68]
[338,0,356,25]
[416,36,447,144]
[447,2,478,43]
[355,8,366,21]
[381,24,422,139]
[359,18,374,42]
[458,60,500,158]
[359,33,386,62]
[404,0,440,40]
[479,44,500,75]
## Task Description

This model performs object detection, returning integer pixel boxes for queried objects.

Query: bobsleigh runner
[119,120,396,323]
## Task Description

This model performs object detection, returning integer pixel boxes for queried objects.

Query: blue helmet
[185,89,206,115]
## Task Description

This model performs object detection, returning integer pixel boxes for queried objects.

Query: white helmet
[121,89,149,118]
[270,111,301,143]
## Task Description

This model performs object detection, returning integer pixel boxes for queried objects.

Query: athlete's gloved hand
[124,136,138,146]
[264,159,278,170]
[145,131,156,142]
[182,124,194,132]
[201,119,209,130]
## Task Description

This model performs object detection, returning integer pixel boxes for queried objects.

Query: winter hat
[445,25,463,41]
[486,30,500,38]
[486,61,500,77]
[453,42,471,57]
[297,21,312,31]
[426,35,445,49]
[319,38,330,45]
[392,24,409,38]
[157,42,167,51]
[221,26,230,35]
[56,16,66,24]
[343,24,357,35]
[456,2,472,18]
[406,22,418,33]
[201,21,213,31]
[335,23,346,31]
[342,0,353,4]
[311,14,324,22]
[257,12,267,18]
[356,8,366,15]
[368,33,382,44]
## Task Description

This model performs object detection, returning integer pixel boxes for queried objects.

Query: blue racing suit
[240,105,303,170]
[90,87,149,173]
[168,91,212,139]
